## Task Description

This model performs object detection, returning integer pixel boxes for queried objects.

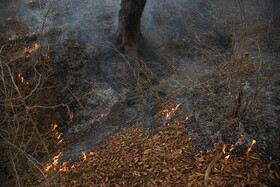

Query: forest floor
[21,123,280,186]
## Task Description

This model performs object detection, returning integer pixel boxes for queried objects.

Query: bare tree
[116,0,146,55]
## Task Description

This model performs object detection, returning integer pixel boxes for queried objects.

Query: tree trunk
[116,0,146,55]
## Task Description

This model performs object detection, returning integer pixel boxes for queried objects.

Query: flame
[51,124,58,131]
[82,151,86,161]
[230,144,234,152]
[222,144,226,154]
[7,17,11,21]
[57,139,63,145]
[185,116,189,120]
[45,152,63,172]
[45,164,52,172]
[56,132,63,140]
[240,134,246,137]
[8,37,12,41]
[101,112,106,118]
[89,152,94,156]
[245,140,256,155]
[53,152,62,169]
[18,73,24,83]
[161,103,182,120]
[225,155,230,159]
[71,113,74,122]
[25,43,40,54]
[60,160,70,172]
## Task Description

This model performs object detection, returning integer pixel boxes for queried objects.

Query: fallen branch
[204,151,223,187]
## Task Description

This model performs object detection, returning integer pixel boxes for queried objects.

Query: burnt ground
[0,0,280,185]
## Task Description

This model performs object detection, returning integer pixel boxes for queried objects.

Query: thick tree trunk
[116,0,146,55]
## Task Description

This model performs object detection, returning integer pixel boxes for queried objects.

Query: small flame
[57,139,63,145]
[25,43,40,54]
[53,152,62,169]
[71,113,74,122]
[51,124,58,131]
[82,151,86,161]
[7,17,11,21]
[161,103,182,120]
[230,144,234,152]
[56,132,63,140]
[225,155,230,159]
[59,160,70,172]
[18,73,24,83]
[222,144,226,154]
[45,152,63,171]
[245,140,256,155]
[45,164,52,172]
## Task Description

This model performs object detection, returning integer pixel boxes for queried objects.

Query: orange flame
[53,152,62,169]
[230,144,234,152]
[57,132,63,140]
[82,151,86,161]
[45,164,52,172]
[60,160,70,172]
[245,140,256,155]
[18,73,24,83]
[51,124,58,131]
[7,17,11,21]
[161,103,182,120]
[25,43,40,54]
[57,139,63,145]
[45,152,63,172]
[71,113,74,122]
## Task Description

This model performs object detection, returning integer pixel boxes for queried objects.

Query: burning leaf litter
[26,123,279,186]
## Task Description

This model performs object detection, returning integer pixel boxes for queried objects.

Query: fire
[45,152,63,172]
[82,151,86,161]
[55,132,63,140]
[7,17,11,21]
[245,140,256,155]
[60,160,71,172]
[25,43,40,55]
[57,139,63,145]
[222,144,226,154]
[45,164,52,172]
[71,113,74,122]
[51,124,58,131]
[18,73,24,83]
[161,103,182,120]
[230,144,234,152]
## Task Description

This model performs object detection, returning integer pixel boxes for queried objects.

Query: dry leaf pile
[24,123,279,186]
